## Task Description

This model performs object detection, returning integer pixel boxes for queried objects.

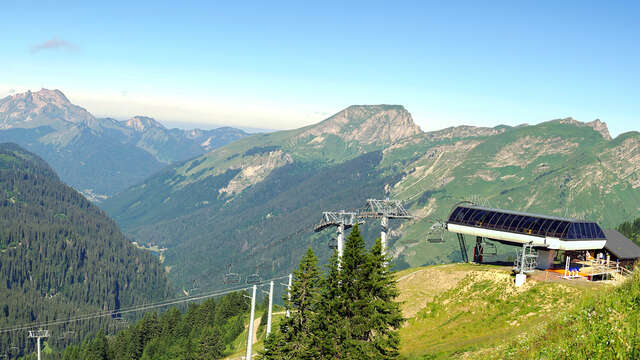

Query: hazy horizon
[2,2,639,137]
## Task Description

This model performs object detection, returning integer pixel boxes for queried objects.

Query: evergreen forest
[0,143,170,356]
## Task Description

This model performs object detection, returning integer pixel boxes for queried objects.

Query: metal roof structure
[603,229,640,260]
[448,204,606,241]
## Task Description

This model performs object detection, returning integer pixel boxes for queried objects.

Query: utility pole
[28,329,48,360]
[285,273,292,318]
[357,199,413,255]
[246,285,257,360]
[266,280,274,335]
[314,211,362,261]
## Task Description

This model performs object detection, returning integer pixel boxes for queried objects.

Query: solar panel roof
[447,204,606,241]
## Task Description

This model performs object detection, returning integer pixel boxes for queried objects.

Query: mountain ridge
[101,105,636,293]
[0,89,249,198]
[122,115,166,132]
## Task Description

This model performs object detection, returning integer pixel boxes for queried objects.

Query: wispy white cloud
[30,37,78,54]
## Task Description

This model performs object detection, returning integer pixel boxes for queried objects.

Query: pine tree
[359,237,404,358]
[261,328,285,359]
[260,247,321,359]
[315,224,403,359]
[336,223,371,358]
[314,251,348,359]
[195,326,225,359]
[85,330,108,360]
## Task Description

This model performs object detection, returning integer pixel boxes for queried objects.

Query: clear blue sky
[1,1,638,135]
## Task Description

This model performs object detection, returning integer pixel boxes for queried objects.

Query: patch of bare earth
[488,136,578,168]
[393,140,481,198]
[600,138,640,189]
[396,265,469,318]
[219,150,293,196]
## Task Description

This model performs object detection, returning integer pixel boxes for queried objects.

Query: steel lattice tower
[314,211,362,260]
[358,199,413,255]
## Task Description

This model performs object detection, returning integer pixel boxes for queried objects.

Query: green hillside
[102,106,640,292]
[491,266,640,359]
[395,264,600,359]
[0,143,170,357]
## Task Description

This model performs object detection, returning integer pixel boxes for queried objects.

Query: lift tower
[29,329,49,360]
[358,199,413,255]
[314,211,361,260]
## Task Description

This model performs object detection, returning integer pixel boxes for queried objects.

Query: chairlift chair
[426,221,446,243]
[246,273,261,285]
[483,241,498,256]
[246,264,262,285]
[427,229,445,243]
[224,263,242,285]
[59,330,75,340]
[328,237,338,249]
[190,280,200,292]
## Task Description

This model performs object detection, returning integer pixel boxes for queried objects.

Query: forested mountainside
[103,105,640,292]
[0,89,248,199]
[57,292,250,360]
[617,217,640,246]
[0,143,170,356]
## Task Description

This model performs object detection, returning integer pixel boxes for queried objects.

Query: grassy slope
[221,309,286,359]
[394,264,607,360]
[236,263,633,359]
[492,266,640,359]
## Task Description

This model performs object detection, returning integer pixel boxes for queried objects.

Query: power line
[0,275,290,334]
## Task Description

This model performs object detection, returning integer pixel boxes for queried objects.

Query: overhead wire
[0,274,290,334]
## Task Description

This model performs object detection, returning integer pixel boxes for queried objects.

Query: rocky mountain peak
[555,117,611,140]
[586,119,611,140]
[300,104,422,145]
[0,88,96,129]
[123,116,166,132]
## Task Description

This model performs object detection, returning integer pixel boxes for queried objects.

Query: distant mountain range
[0,143,169,355]
[0,89,248,199]
[101,104,640,292]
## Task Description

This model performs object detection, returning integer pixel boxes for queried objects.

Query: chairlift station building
[445,204,640,269]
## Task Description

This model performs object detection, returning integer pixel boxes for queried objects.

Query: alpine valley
[0,89,248,200]
[0,143,170,354]
[101,104,640,293]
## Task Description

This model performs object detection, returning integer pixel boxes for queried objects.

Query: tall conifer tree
[260,247,321,359]
[360,237,403,358]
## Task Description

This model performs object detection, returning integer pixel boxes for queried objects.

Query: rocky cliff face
[299,105,422,145]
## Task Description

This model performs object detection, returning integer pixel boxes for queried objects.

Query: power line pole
[285,273,292,318]
[246,285,257,360]
[358,198,413,255]
[314,211,362,261]
[266,280,274,335]
[28,329,48,360]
